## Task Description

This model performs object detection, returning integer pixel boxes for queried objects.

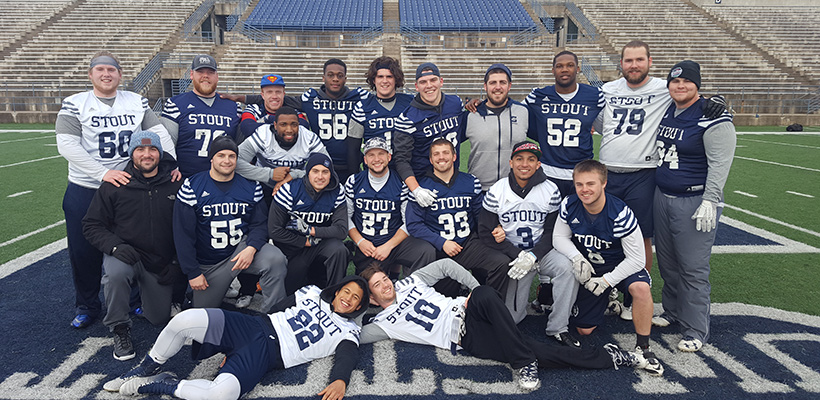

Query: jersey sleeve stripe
[253,183,264,203]
[274,184,293,211]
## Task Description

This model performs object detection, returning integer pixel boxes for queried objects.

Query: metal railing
[528,0,555,33]
[182,0,216,40]
[126,52,169,95]
[565,1,597,41]
[226,0,251,31]
[580,55,606,87]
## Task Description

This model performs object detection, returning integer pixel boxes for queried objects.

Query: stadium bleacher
[704,5,820,83]
[0,0,73,53]
[245,0,382,31]
[399,0,535,32]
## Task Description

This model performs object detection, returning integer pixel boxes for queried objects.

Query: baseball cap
[510,141,542,159]
[261,74,286,88]
[667,60,700,89]
[208,135,237,159]
[362,137,392,155]
[191,54,217,71]
[485,63,512,82]
[415,62,440,80]
[128,130,163,158]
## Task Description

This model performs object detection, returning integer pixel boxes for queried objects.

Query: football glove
[692,199,717,232]
[507,251,537,280]
[702,95,727,119]
[412,186,437,208]
[112,244,140,265]
[308,236,322,246]
[571,254,595,283]
[286,216,311,235]
[584,277,610,296]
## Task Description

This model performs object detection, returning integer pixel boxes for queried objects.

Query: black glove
[112,244,141,265]
[702,95,727,119]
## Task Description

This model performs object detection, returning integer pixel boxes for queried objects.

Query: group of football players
[56,37,734,399]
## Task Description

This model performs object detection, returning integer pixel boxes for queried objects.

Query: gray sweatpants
[193,240,287,312]
[505,249,578,336]
[653,189,720,343]
[102,255,172,331]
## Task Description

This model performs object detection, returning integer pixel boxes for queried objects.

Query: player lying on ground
[103,275,369,400]
[360,259,653,391]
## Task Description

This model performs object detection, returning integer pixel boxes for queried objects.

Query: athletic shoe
[652,313,677,327]
[169,303,182,319]
[517,360,540,390]
[620,305,633,321]
[235,294,253,309]
[635,346,664,376]
[70,314,94,329]
[112,324,135,361]
[608,287,619,301]
[120,372,179,396]
[103,354,163,392]
[603,343,643,370]
[529,298,551,314]
[678,336,703,352]
[225,287,240,298]
[550,331,581,349]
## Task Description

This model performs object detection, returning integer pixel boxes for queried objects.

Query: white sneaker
[225,287,240,298]
[619,305,633,321]
[678,337,703,352]
[235,295,252,309]
[652,313,676,327]
[517,360,540,390]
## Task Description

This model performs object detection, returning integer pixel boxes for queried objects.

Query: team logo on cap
[323,160,331,168]
[199,56,212,64]
[671,66,683,78]
[141,138,152,145]
[266,76,280,84]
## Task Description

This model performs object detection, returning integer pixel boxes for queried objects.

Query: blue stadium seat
[246,0,382,31]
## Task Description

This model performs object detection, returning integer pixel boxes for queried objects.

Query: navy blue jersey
[350,93,413,150]
[406,171,483,249]
[558,193,638,274]
[173,172,265,276]
[300,87,369,169]
[345,170,408,247]
[655,98,733,197]
[162,92,241,177]
[394,94,464,177]
[525,84,604,173]
[274,178,346,227]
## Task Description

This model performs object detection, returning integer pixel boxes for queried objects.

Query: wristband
[356,237,365,246]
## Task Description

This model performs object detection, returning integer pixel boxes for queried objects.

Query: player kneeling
[104,276,368,400]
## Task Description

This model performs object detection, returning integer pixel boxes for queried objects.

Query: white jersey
[269,285,360,368]
[370,275,466,351]
[246,125,327,172]
[57,90,149,189]
[598,77,672,169]
[482,177,562,250]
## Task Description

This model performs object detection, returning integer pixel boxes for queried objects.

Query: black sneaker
[112,324,135,361]
[103,354,163,392]
[551,331,581,349]
[120,372,179,396]
[603,343,642,370]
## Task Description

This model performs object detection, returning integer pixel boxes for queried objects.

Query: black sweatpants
[461,286,615,370]
[352,236,436,275]
[284,238,348,294]
[437,235,510,298]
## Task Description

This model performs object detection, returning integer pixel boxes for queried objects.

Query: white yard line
[738,137,820,150]
[736,131,820,136]
[734,156,820,173]
[7,191,32,198]
[724,204,820,238]
[0,135,53,144]
[0,238,66,280]
[0,220,65,248]
[714,216,820,254]
[786,191,815,198]
[0,129,55,133]
[0,155,62,168]
[733,191,757,198]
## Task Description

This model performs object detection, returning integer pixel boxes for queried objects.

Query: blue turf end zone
[1,250,819,399]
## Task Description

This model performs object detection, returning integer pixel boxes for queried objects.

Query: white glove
[692,199,717,232]
[412,186,437,207]
[584,276,610,296]
[571,254,595,283]
[507,251,537,280]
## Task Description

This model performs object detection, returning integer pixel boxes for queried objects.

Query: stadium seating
[0,0,73,52]
[245,0,382,31]
[0,0,201,98]
[704,6,820,82]
[573,0,811,106]
[399,0,535,32]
